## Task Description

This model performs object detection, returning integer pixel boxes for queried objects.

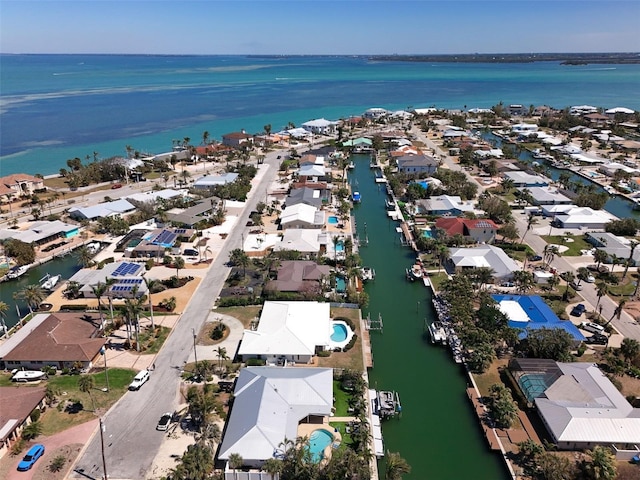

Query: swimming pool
[308,429,333,463]
[335,242,344,252]
[336,277,346,293]
[127,238,142,249]
[518,373,549,402]
[328,216,339,225]
[329,320,354,349]
[422,229,433,239]
[331,323,348,342]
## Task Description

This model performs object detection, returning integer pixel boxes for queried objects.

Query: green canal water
[349,155,508,479]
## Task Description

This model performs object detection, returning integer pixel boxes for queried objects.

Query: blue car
[17,444,45,471]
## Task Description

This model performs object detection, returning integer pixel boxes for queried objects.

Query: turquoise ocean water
[1,54,639,176]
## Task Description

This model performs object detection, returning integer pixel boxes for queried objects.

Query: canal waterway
[349,155,507,479]
[0,253,81,331]
[483,132,640,220]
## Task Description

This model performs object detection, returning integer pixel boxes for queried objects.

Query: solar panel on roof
[175,229,186,234]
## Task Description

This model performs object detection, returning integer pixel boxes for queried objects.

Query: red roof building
[435,217,498,244]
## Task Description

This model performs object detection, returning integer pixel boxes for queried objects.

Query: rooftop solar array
[475,220,494,228]
[149,229,178,247]
[111,285,136,293]
[112,262,143,276]
[175,228,187,234]
[118,278,143,285]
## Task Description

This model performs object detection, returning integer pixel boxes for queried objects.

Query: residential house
[520,186,572,206]
[0,174,45,202]
[396,154,439,174]
[285,187,330,209]
[165,199,220,227]
[222,131,253,148]
[503,171,550,188]
[192,173,239,189]
[0,220,79,247]
[298,164,326,181]
[586,232,640,265]
[552,207,618,230]
[265,260,331,294]
[273,229,324,256]
[68,199,136,221]
[67,261,148,299]
[217,367,333,469]
[0,387,47,458]
[0,313,106,371]
[435,217,498,244]
[416,195,475,216]
[301,118,337,135]
[447,245,519,279]
[237,301,331,364]
[280,203,325,229]
[510,359,640,457]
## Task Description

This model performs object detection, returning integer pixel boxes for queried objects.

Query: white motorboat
[12,370,48,382]
[428,321,447,345]
[360,266,375,281]
[41,274,61,291]
[7,265,28,279]
[406,264,423,281]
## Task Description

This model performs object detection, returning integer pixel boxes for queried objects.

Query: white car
[585,275,596,283]
[128,369,150,390]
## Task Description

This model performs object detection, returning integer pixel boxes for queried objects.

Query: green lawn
[333,380,352,417]
[40,368,136,435]
[540,234,590,256]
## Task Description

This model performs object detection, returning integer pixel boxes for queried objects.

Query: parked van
[580,322,605,334]
[128,369,150,390]
[183,248,199,257]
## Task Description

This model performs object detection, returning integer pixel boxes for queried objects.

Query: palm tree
[75,245,94,268]
[543,244,560,270]
[91,281,108,329]
[595,281,609,310]
[576,266,590,286]
[0,300,8,337]
[584,445,617,480]
[513,270,534,294]
[143,277,159,329]
[228,453,243,480]
[622,240,638,279]
[620,338,640,365]
[202,130,209,146]
[385,451,411,480]
[590,248,606,269]
[14,284,46,319]
[215,346,228,374]
[261,458,282,480]
[520,214,538,243]
[124,292,145,352]
[78,374,96,411]
[605,298,626,328]
[437,244,450,273]
[174,256,185,279]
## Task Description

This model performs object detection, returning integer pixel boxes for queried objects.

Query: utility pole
[99,418,108,480]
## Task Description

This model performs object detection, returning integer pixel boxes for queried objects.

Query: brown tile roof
[2,313,105,363]
[0,386,46,442]
[435,217,498,236]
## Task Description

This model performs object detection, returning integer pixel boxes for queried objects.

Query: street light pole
[192,328,198,376]
[99,417,108,480]
[101,346,110,392]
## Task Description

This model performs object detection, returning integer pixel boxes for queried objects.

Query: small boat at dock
[6,265,28,280]
[361,266,375,281]
[406,263,423,281]
[428,321,447,345]
[41,273,62,291]
[351,191,361,203]
[373,390,402,419]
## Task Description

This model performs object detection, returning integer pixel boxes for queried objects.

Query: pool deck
[297,420,343,463]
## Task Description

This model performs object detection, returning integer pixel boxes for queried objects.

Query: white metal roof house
[396,154,439,174]
[217,366,333,469]
[526,361,640,455]
[553,207,618,230]
[298,164,326,179]
[68,199,136,221]
[273,229,324,255]
[416,195,476,216]
[192,173,239,189]
[301,118,338,135]
[521,186,572,206]
[448,245,519,279]
[586,232,640,265]
[280,203,325,229]
[503,171,550,188]
[238,301,332,364]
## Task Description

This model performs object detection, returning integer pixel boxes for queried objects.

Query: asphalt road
[70,150,287,480]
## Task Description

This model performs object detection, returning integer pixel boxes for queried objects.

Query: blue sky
[1,1,639,55]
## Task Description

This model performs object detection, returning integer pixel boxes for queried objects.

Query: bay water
[1,55,639,176]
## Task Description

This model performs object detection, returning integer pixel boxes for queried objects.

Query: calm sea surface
[1,54,639,176]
